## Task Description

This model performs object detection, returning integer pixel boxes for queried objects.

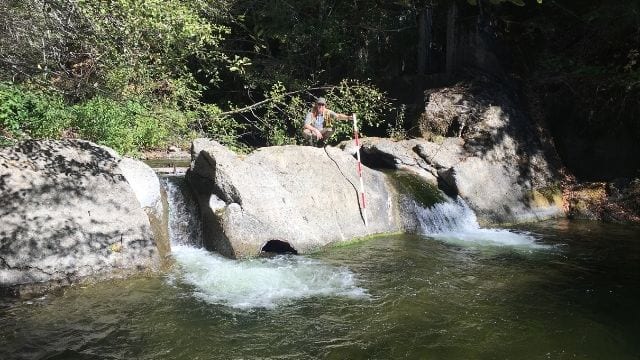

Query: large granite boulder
[0,140,169,296]
[340,77,566,224]
[186,139,403,258]
[345,129,564,224]
[118,157,170,257]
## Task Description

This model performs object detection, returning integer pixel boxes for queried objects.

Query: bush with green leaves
[0,83,72,140]
[322,79,391,142]
[72,97,171,155]
[230,79,393,146]
[387,104,408,141]
[75,0,244,106]
[0,82,194,155]
[199,104,249,153]
[261,82,304,146]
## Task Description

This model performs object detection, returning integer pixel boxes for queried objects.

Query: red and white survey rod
[352,113,368,226]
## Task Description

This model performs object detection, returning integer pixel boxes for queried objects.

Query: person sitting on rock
[302,97,352,146]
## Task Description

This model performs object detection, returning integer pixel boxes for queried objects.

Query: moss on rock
[388,171,446,208]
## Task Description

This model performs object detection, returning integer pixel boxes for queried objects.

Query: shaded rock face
[348,76,566,225]
[118,158,170,258]
[565,179,640,223]
[417,79,564,223]
[0,140,167,296]
[186,139,402,258]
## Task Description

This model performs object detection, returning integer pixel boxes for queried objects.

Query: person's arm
[328,110,353,121]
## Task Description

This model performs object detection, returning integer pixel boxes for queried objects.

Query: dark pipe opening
[437,176,458,198]
[261,240,298,255]
[359,150,397,170]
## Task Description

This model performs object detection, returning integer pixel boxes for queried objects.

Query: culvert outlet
[261,240,298,255]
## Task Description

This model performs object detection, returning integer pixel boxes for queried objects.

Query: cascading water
[415,196,548,248]
[162,176,203,247]
[161,176,368,309]
[416,196,480,234]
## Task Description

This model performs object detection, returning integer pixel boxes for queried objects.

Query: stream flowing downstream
[1,177,638,359]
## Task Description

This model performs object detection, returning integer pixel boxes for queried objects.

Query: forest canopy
[1,0,638,157]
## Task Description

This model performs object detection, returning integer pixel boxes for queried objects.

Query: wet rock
[416,78,564,222]
[118,158,170,260]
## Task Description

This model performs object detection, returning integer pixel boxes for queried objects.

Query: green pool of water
[1,220,638,359]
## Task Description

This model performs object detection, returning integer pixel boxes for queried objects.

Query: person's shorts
[302,128,334,145]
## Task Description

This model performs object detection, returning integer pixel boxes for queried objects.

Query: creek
[1,177,638,359]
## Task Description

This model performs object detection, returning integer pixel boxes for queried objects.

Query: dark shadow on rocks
[185,152,237,258]
[0,140,160,297]
[420,72,563,195]
[261,240,298,255]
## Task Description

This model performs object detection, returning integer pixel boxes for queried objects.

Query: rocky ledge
[185,139,413,259]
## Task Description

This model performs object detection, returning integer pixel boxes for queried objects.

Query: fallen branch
[218,86,334,116]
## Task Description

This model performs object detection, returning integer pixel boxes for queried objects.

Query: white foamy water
[162,177,203,247]
[161,177,368,309]
[171,245,368,309]
[417,197,548,248]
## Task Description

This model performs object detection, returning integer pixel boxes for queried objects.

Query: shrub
[228,79,393,147]
[72,97,170,155]
[0,83,212,155]
[318,79,392,143]
[0,83,72,140]
[200,104,249,153]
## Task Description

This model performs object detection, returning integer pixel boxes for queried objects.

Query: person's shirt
[305,109,338,130]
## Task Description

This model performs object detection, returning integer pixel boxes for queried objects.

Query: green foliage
[71,97,169,155]
[74,0,237,105]
[2,0,411,152]
[261,82,304,146]
[323,80,392,142]
[78,0,229,74]
[199,104,249,153]
[0,83,72,139]
[223,80,393,146]
[387,104,408,141]
[0,82,208,155]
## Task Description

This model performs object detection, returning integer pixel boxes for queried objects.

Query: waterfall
[416,196,480,234]
[162,176,203,247]
[415,196,548,248]
[160,175,368,309]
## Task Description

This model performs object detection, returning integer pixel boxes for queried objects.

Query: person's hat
[316,97,327,105]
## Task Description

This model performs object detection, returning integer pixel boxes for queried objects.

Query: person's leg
[321,128,334,140]
[302,128,317,146]
[315,128,333,146]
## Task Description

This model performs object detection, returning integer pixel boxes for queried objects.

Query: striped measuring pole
[352,113,368,227]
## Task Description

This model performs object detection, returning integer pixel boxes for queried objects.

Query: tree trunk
[446,1,458,77]
[416,5,433,76]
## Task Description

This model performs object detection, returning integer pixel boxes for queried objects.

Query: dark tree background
[1,0,638,180]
